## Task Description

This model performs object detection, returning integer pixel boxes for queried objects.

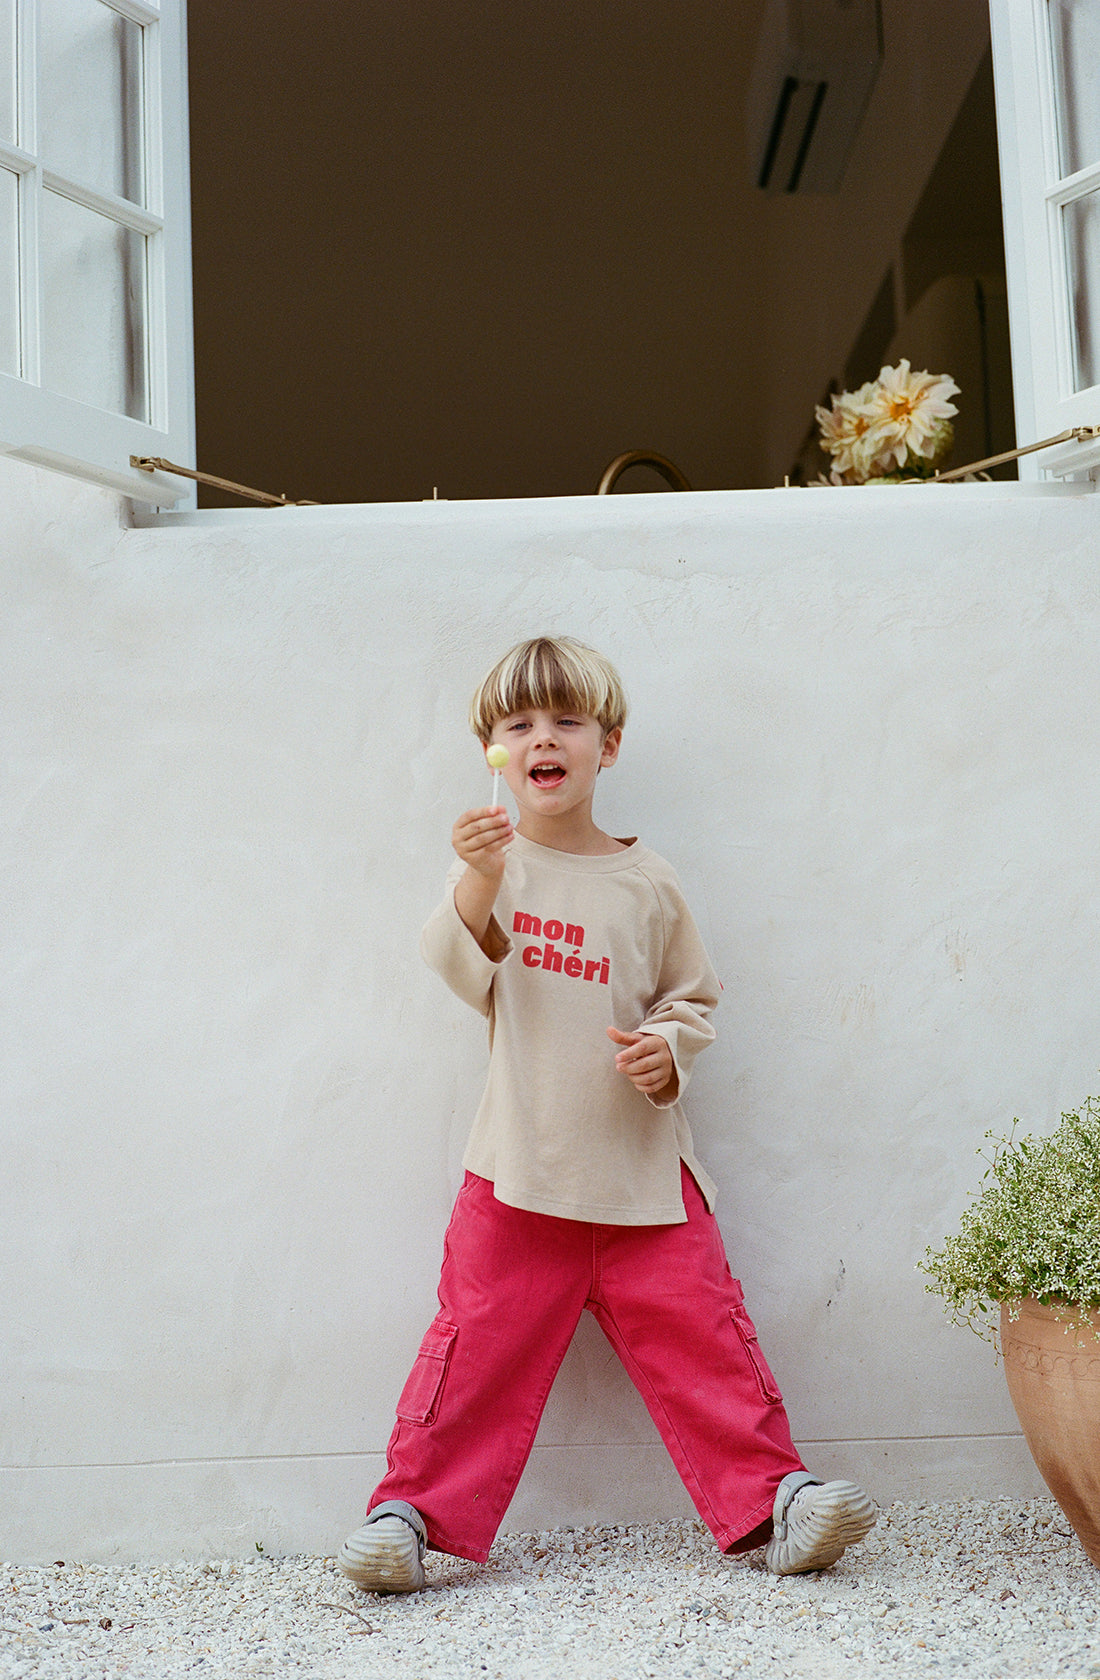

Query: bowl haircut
[469,636,628,743]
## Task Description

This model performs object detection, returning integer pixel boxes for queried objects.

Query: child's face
[486,707,621,825]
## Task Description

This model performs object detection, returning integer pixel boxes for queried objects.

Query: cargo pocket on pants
[729,1288,782,1405]
[395,1316,459,1425]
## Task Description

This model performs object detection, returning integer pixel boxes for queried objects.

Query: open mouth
[529,762,566,787]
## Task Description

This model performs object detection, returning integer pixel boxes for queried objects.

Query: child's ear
[600,727,622,769]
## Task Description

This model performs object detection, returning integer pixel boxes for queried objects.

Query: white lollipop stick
[486,743,509,806]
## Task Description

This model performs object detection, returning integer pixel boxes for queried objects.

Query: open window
[0,0,193,504]
[3,3,1097,507]
[989,0,1100,478]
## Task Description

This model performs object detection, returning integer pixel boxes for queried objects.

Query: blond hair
[469,636,628,743]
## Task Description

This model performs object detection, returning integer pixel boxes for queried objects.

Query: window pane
[40,189,147,419]
[0,166,17,374]
[39,0,144,204]
[1063,190,1100,392]
[1049,0,1100,177]
[0,0,14,144]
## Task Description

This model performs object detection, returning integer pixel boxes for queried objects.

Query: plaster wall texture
[4,457,1097,1561]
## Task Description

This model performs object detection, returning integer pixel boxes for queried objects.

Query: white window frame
[989,0,1100,479]
[0,0,193,505]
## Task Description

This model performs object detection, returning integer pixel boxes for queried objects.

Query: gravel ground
[3,1498,1098,1680]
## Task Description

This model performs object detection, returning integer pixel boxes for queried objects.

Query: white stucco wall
[4,457,1097,1562]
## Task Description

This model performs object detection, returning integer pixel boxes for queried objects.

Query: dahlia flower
[816,362,960,483]
[814,382,879,484]
[862,360,960,474]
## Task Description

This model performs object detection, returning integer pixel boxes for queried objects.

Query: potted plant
[920,1096,1100,1566]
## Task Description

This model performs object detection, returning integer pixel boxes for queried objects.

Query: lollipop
[486,743,509,806]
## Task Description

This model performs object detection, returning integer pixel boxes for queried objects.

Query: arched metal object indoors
[596,451,692,494]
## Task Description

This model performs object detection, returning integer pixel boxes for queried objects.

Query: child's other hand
[452,805,513,878]
[607,1027,675,1099]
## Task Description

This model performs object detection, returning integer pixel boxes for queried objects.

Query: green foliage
[919,1096,1100,1346]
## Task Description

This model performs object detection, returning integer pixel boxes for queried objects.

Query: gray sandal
[765,1471,876,1575]
[338,1500,428,1593]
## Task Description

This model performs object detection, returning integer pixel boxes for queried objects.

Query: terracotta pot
[1000,1297,1100,1566]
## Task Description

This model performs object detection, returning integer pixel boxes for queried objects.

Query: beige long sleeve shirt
[420,833,720,1224]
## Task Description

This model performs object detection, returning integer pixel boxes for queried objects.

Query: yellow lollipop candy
[486,743,509,805]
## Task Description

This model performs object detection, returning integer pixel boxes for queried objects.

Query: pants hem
[715,1485,788,1554]
[425,1534,492,1564]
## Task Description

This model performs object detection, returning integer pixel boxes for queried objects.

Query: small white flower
[920,1096,1100,1345]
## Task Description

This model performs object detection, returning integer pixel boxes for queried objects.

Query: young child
[339,635,874,1592]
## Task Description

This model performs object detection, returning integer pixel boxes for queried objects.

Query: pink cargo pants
[368,1166,804,1562]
